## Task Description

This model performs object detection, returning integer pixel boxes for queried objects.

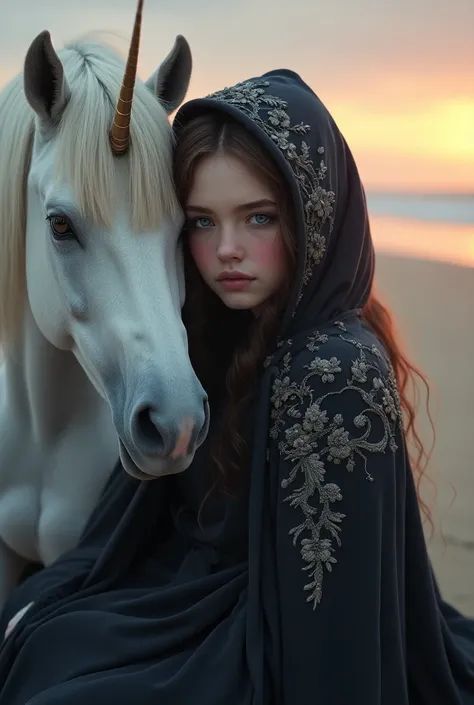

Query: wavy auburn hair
[174,112,434,521]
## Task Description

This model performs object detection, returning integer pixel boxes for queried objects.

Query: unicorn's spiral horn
[109,0,144,155]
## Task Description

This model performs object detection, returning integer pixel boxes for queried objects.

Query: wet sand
[375,253,474,616]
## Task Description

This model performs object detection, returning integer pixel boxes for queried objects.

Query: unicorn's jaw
[3,301,112,442]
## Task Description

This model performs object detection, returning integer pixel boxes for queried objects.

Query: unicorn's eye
[47,215,74,240]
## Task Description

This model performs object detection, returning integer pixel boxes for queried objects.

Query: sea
[366,193,474,268]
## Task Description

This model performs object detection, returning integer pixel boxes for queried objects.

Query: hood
[173,69,375,340]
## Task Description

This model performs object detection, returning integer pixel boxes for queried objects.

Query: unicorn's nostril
[133,406,167,455]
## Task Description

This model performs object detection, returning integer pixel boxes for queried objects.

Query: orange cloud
[331,98,474,161]
[328,96,474,192]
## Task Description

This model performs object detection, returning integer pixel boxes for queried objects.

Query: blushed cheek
[189,239,214,278]
[251,237,286,277]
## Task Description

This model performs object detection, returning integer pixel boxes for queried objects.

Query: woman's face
[184,153,287,312]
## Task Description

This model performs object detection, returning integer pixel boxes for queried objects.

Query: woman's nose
[216,228,244,261]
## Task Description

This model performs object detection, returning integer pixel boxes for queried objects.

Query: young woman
[0,69,473,704]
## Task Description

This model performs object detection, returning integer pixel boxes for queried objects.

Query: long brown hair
[174,112,434,520]
[361,293,435,524]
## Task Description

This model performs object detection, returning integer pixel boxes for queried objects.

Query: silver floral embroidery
[206,79,335,308]
[269,328,402,609]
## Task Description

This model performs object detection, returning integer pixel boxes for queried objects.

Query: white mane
[0,36,180,345]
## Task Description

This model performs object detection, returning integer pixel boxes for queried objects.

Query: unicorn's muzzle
[114,374,210,480]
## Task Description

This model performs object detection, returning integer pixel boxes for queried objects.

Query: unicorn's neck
[3,302,109,443]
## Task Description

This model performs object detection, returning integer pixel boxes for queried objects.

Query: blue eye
[249,213,275,226]
[195,217,213,228]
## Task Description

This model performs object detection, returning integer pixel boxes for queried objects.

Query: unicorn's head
[0,2,210,480]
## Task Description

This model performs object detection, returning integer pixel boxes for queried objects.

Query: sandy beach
[375,252,474,616]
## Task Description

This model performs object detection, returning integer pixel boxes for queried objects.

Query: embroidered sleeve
[269,328,406,703]
[270,328,403,608]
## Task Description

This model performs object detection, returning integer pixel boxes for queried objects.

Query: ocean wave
[367,192,474,226]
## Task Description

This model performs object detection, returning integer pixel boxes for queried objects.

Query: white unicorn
[0,0,209,612]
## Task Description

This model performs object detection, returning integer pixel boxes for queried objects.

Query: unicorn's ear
[23,31,70,128]
[145,35,192,114]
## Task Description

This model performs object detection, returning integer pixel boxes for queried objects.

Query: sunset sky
[1,0,473,193]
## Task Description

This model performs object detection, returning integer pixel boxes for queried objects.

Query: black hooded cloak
[0,69,473,705]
